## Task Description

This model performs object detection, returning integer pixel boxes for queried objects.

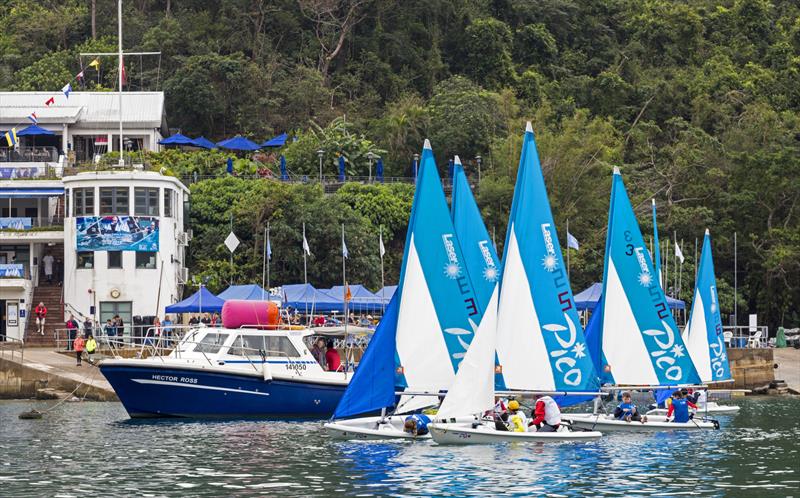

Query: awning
[0,187,65,198]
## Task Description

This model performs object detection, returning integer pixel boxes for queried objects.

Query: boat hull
[563,414,719,431]
[646,402,740,416]
[324,416,429,440]
[428,422,603,444]
[100,362,347,418]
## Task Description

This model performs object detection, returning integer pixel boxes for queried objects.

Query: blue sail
[495,123,599,392]
[450,157,504,390]
[333,293,399,419]
[684,230,732,382]
[595,168,700,386]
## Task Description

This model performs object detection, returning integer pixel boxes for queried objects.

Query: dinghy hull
[324,416,428,440]
[646,402,740,416]
[428,422,602,444]
[563,414,718,431]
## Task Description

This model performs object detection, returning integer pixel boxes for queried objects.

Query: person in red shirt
[34,302,47,335]
[325,340,341,372]
[529,394,562,432]
[313,315,325,327]
[73,335,85,366]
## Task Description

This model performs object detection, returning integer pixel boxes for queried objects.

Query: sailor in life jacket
[507,399,527,432]
[613,391,646,423]
[403,413,431,437]
[529,394,561,432]
[666,390,698,423]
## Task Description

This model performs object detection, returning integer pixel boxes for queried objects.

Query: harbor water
[1,397,798,496]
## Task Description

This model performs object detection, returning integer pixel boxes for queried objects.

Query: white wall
[62,172,188,322]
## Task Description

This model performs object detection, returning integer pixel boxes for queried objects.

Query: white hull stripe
[131,379,271,396]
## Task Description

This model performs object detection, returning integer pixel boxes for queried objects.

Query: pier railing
[0,335,24,363]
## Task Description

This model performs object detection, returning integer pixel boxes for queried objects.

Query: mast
[117,0,124,166]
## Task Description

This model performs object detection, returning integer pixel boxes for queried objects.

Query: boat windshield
[226,335,301,358]
[193,332,229,354]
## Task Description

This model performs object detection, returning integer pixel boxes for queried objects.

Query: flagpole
[303,222,308,317]
[566,218,570,280]
[673,231,678,299]
[117,0,124,167]
[229,213,234,284]
[664,236,669,296]
[261,225,267,300]
[266,222,271,292]
[734,231,738,328]
[342,223,348,334]
[380,226,385,313]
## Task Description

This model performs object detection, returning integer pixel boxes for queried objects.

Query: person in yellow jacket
[85,334,97,364]
[507,399,528,432]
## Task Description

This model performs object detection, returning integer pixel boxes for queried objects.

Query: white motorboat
[562,413,719,431]
[429,420,602,444]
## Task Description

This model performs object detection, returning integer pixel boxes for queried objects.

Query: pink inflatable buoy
[221,300,280,329]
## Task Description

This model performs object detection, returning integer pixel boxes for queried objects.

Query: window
[265,336,300,357]
[73,188,95,216]
[194,333,229,354]
[135,187,159,216]
[77,251,94,269]
[99,187,128,215]
[24,207,37,218]
[135,251,157,269]
[227,335,266,356]
[107,251,122,269]
[99,301,132,337]
[164,189,173,218]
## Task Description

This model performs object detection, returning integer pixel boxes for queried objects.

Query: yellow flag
[4,128,18,147]
[89,58,100,69]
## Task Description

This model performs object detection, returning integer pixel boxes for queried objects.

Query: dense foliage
[1,0,798,328]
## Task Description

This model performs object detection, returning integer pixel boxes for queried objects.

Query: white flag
[342,231,349,259]
[379,232,385,258]
[675,240,684,264]
[567,232,579,250]
[302,224,311,256]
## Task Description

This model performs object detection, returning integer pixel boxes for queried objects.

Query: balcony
[0,146,62,179]
[0,217,64,243]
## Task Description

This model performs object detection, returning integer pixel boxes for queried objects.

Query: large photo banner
[76,216,159,252]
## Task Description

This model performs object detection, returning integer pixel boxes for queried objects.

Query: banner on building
[0,264,24,278]
[76,216,159,252]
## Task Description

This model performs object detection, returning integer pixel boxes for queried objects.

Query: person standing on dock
[65,314,79,351]
[73,334,85,366]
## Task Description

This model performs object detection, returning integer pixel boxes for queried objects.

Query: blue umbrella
[17,125,55,136]
[261,133,288,148]
[280,155,288,180]
[158,133,196,146]
[338,155,346,182]
[376,158,384,183]
[192,136,217,149]
[216,135,261,151]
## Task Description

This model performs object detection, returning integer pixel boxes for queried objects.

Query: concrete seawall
[0,348,117,401]
[727,348,775,389]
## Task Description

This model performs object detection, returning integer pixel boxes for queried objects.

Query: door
[0,299,6,341]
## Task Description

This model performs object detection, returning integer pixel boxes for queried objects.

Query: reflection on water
[1,397,798,496]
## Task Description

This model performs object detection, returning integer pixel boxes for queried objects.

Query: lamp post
[475,155,482,185]
[413,152,420,179]
[316,149,324,184]
[367,151,375,183]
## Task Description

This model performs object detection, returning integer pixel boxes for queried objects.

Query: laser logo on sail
[478,240,498,282]
[540,223,558,272]
[441,233,462,279]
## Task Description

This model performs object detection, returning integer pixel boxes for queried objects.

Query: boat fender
[262,362,272,382]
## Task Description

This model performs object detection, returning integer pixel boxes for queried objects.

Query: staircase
[24,284,63,347]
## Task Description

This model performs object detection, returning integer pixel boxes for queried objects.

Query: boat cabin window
[227,335,265,356]
[193,333,229,354]
[265,336,301,358]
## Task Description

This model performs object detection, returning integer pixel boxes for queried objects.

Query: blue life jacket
[671,398,691,423]
[406,414,431,435]
[616,401,637,419]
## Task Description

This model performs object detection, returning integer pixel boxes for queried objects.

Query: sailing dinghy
[324,142,485,440]
[430,123,603,444]
[563,168,718,432]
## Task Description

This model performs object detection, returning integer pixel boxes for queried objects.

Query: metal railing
[723,325,770,348]
[0,146,58,163]
[0,335,24,363]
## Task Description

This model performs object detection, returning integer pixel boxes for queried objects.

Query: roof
[165,287,224,314]
[0,92,165,128]
[218,284,270,301]
[574,282,685,310]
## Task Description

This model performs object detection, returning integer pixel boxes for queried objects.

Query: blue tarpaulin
[262,133,288,147]
[17,125,55,136]
[218,284,270,301]
[158,133,196,146]
[282,284,344,313]
[192,136,217,149]
[575,282,685,311]
[376,158,384,182]
[327,285,383,312]
[165,287,225,313]
[338,155,346,181]
[377,285,396,303]
[217,135,261,151]
[280,155,288,180]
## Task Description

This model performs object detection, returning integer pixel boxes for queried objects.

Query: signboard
[0,217,32,230]
[76,216,159,252]
[0,264,24,277]
[7,303,18,327]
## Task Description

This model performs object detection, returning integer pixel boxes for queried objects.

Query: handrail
[0,335,25,364]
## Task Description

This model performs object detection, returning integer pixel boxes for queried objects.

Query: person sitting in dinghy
[403,414,431,437]
[507,400,528,432]
[529,395,561,432]
[613,392,646,423]
[666,390,698,423]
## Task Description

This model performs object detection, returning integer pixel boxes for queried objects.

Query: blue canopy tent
[192,136,217,149]
[282,284,344,313]
[218,284,270,301]
[262,133,288,148]
[327,285,383,313]
[338,155,346,181]
[17,125,55,136]
[165,287,225,313]
[376,158,384,182]
[216,136,261,151]
[574,282,685,311]
[377,285,397,303]
[158,133,197,146]
[280,155,288,180]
